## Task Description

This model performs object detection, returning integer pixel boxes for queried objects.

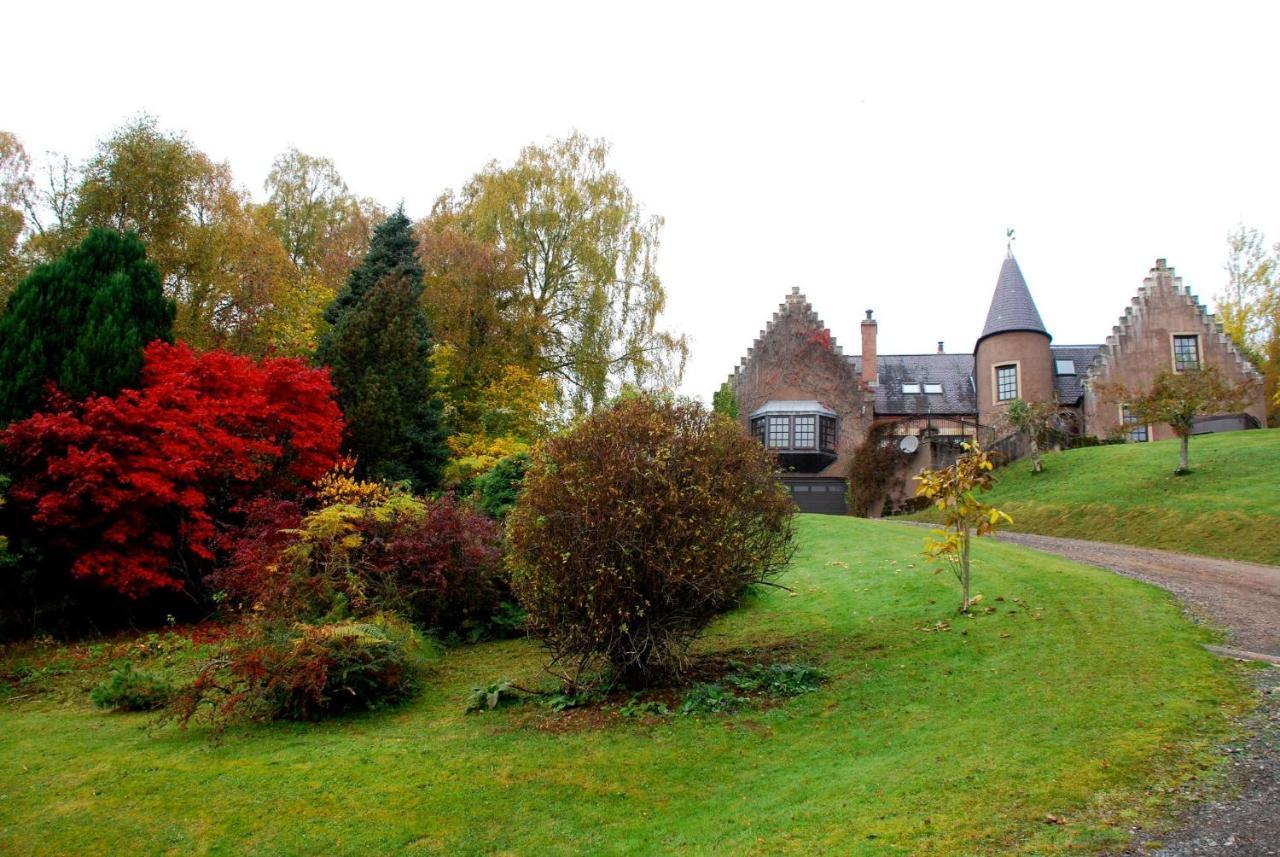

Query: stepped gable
[728,286,848,382]
[977,253,1050,344]
[1082,259,1263,389]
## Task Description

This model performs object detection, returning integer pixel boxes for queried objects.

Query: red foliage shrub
[166,618,421,728]
[209,496,305,611]
[2,342,343,598]
[214,489,506,635]
[375,494,505,633]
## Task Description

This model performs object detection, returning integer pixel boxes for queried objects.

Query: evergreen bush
[0,228,174,423]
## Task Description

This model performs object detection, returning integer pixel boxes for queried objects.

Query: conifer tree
[322,208,423,326]
[0,228,175,423]
[316,210,448,489]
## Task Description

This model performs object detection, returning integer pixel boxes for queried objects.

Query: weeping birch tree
[431,133,687,414]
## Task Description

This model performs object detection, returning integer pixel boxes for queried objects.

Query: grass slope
[912,429,1280,565]
[0,516,1248,856]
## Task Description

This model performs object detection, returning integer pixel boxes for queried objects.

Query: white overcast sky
[6,1,1280,399]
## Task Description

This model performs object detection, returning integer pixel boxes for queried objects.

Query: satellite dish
[899,435,920,454]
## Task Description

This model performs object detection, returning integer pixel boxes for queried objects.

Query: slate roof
[1049,345,1102,404]
[870,353,977,415]
[978,255,1050,343]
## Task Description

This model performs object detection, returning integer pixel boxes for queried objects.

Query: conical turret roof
[977,253,1050,344]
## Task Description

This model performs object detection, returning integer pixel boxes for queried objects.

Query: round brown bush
[506,395,795,688]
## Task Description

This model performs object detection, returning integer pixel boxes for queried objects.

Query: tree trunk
[1030,438,1042,473]
[1178,434,1190,473]
[960,528,971,613]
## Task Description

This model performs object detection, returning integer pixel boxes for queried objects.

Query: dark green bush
[473,451,530,520]
[90,661,173,712]
[507,395,795,689]
[167,617,421,728]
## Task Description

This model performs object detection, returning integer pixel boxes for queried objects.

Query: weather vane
[1006,227,1016,257]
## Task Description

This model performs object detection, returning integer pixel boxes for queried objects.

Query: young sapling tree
[915,441,1012,613]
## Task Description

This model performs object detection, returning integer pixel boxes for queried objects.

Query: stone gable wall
[1083,260,1266,440]
[730,290,872,478]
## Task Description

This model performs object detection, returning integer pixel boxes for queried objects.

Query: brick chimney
[937,340,944,354]
[860,309,877,385]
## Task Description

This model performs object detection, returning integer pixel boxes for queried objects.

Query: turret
[974,252,1054,429]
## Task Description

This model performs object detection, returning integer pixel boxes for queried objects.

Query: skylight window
[1055,359,1075,375]
[901,383,921,394]
[923,383,943,394]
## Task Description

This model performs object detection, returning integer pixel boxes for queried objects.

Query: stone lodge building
[727,253,1267,514]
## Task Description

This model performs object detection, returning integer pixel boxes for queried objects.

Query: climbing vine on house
[846,424,910,517]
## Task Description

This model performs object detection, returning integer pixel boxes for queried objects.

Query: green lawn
[912,429,1280,565]
[0,516,1249,856]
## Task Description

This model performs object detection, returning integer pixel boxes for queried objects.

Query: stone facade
[731,288,872,480]
[975,330,1056,429]
[1082,259,1266,440]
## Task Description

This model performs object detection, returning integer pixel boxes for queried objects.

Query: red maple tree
[3,342,343,598]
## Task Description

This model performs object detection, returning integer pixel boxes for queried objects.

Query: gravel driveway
[992,533,1280,658]
[987,531,1280,856]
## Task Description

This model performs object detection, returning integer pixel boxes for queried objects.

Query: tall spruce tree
[0,228,175,423]
[316,209,448,489]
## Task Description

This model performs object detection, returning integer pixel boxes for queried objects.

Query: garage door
[782,479,847,515]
